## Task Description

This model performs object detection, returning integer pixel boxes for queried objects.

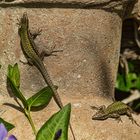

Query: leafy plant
[36,104,71,140]
[116,61,140,92]
[7,64,71,139]
[0,64,15,136]
[116,73,140,92]
[116,59,140,111]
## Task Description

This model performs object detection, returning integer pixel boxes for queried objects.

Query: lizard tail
[36,61,76,139]
[37,61,63,108]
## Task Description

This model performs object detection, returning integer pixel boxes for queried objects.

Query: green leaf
[0,118,14,131]
[7,77,27,108]
[27,86,56,108]
[116,73,129,92]
[133,75,140,89]
[7,64,27,107]
[116,72,140,92]
[7,63,20,88]
[125,73,137,88]
[36,104,71,140]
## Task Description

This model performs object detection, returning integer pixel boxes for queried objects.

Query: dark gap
[115,18,140,113]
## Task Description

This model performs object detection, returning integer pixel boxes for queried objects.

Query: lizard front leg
[29,28,42,40]
[29,28,63,61]
[109,113,122,122]
[38,44,63,60]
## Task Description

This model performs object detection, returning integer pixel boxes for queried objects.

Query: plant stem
[25,108,37,136]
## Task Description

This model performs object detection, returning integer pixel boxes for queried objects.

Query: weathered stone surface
[0,0,139,140]
[0,0,136,13]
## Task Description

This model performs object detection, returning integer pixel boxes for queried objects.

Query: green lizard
[18,12,75,139]
[18,12,63,108]
[91,101,140,127]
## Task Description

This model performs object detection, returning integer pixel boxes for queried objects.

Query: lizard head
[92,110,107,120]
[18,12,29,31]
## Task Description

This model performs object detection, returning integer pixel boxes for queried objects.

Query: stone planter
[0,0,139,139]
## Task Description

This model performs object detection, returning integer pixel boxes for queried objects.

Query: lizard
[91,101,140,127]
[18,12,75,140]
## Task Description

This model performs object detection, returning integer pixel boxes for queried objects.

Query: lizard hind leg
[126,110,140,127]
[20,57,34,66]
[129,116,140,127]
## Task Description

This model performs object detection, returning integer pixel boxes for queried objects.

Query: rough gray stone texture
[0,0,139,140]
[0,0,136,12]
[0,0,136,5]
